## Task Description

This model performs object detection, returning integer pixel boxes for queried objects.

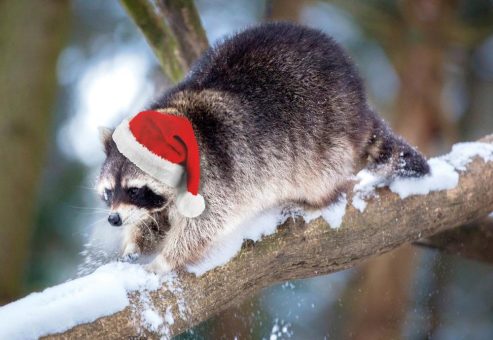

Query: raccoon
[97,22,429,273]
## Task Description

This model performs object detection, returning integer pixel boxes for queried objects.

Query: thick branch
[119,0,207,83]
[45,135,493,339]
[418,217,493,263]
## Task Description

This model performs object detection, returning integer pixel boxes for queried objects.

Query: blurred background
[1,0,493,339]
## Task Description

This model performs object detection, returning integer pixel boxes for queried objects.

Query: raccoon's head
[97,127,174,233]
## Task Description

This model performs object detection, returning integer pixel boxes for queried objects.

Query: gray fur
[98,23,429,271]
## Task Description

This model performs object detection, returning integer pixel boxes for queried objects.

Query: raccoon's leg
[120,225,141,262]
[121,218,166,262]
[146,215,215,273]
[365,117,430,178]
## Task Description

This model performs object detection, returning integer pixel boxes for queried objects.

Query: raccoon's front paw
[119,242,140,263]
[118,252,140,263]
[145,254,173,274]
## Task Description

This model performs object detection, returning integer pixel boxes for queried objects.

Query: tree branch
[417,217,493,263]
[158,0,208,66]
[119,0,208,83]
[42,134,493,339]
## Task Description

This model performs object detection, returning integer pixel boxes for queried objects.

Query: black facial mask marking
[125,186,166,209]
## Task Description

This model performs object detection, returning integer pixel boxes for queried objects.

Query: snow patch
[136,273,182,338]
[165,306,175,325]
[142,309,163,332]
[0,262,174,340]
[187,206,288,275]
[441,142,493,171]
[389,158,458,199]
[351,170,387,212]
[188,195,348,276]
[321,193,347,229]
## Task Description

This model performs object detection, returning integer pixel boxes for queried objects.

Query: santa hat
[112,110,205,218]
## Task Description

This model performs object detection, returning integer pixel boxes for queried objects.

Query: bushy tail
[364,118,430,178]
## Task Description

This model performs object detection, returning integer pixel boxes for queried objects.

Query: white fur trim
[176,191,205,218]
[112,119,184,188]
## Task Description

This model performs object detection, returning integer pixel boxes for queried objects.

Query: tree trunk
[0,0,70,304]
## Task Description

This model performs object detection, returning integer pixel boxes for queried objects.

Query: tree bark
[43,134,493,339]
[158,0,208,66]
[0,0,70,304]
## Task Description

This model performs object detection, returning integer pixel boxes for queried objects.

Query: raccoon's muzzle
[108,212,122,227]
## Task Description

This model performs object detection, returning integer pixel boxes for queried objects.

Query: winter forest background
[1,0,493,339]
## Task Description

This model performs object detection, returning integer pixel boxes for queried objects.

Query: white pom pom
[176,191,205,218]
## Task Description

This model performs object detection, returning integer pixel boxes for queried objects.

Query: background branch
[417,217,493,263]
[44,134,493,339]
[158,0,208,66]
[119,0,207,83]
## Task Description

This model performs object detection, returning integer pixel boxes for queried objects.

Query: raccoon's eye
[126,187,140,199]
[103,189,112,202]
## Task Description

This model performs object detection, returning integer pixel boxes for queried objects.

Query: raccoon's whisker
[78,211,110,216]
[85,216,111,229]
[66,205,111,213]
[140,219,154,238]
[144,212,159,227]
[78,185,100,191]
[124,209,142,225]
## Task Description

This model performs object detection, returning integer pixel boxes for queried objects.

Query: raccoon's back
[168,23,371,152]
[186,22,365,107]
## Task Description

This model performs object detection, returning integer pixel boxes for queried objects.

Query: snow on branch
[1,135,493,339]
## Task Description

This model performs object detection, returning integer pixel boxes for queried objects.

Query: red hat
[112,110,205,218]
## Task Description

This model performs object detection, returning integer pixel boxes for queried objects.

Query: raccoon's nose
[108,213,122,227]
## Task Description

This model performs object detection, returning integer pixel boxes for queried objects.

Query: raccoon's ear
[98,126,114,155]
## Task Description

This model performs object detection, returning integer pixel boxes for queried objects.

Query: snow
[321,193,347,229]
[269,319,293,339]
[142,309,163,332]
[188,195,348,275]
[165,306,175,325]
[389,158,458,199]
[441,142,493,171]
[187,206,287,275]
[351,170,387,212]
[0,262,166,340]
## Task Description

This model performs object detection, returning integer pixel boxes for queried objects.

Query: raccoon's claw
[118,252,140,263]
[145,255,172,274]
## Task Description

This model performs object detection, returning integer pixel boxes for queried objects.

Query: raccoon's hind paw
[395,146,430,178]
[145,255,173,274]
